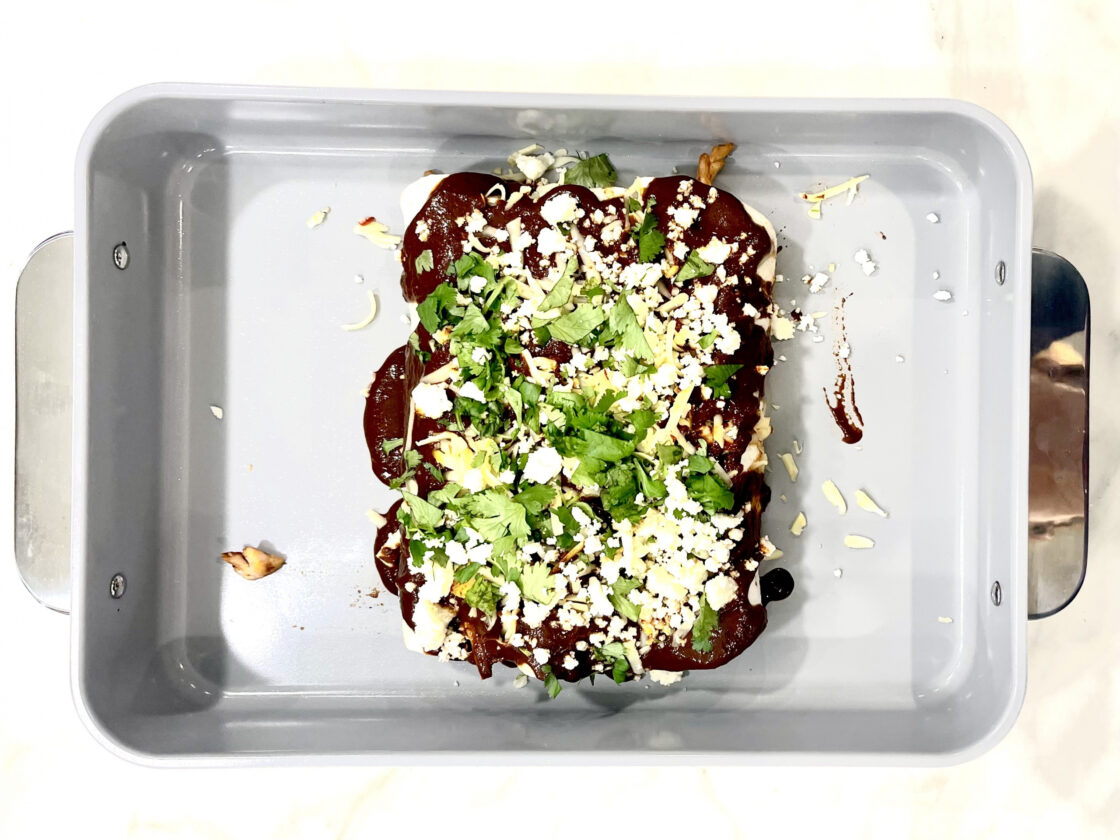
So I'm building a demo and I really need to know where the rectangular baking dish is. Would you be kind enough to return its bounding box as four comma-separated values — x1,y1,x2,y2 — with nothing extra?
17,85,1090,764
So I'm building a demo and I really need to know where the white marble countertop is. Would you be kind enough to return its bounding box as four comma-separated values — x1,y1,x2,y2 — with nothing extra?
2,1,1118,836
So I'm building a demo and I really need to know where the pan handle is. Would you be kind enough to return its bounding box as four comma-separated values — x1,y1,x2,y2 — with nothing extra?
1027,248,1090,619
14,232,72,614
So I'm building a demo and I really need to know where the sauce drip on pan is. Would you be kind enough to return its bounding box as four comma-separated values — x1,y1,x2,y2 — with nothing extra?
364,172,793,681
824,294,864,444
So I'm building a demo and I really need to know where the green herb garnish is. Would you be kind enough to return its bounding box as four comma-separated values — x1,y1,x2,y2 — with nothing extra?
562,153,617,188
676,250,715,283
548,303,607,344
703,363,743,399
543,665,562,699
691,596,719,653
414,249,434,273
381,437,404,454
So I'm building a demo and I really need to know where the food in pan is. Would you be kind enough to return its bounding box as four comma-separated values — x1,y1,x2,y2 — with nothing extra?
364,147,792,690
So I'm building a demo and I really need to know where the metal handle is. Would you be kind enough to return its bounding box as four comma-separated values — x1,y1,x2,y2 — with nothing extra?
1027,248,1090,619
14,232,73,614
9,238,1090,618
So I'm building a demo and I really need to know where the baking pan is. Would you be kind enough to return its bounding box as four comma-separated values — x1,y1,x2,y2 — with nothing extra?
13,85,1090,764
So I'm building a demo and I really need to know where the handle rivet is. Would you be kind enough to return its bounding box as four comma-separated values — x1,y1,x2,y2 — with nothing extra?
995,260,1006,286
112,242,130,271
991,580,1002,606
109,573,127,599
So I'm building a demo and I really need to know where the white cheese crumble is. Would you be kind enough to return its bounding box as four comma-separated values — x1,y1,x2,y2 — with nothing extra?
411,382,453,419
524,445,563,484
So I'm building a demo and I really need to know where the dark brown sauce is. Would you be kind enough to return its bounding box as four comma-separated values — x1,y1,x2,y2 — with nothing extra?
823,295,864,444
761,568,795,605
365,171,790,682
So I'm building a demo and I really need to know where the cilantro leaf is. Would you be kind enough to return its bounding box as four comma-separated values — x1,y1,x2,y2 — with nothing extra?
686,473,736,512
423,462,444,482
562,153,617,188
703,363,743,398
687,454,714,475
401,491,443,531
428,483,462,506
519,562,558,605
459,490,531,541
612,657,630,684
698,332,717,350
596,641,626,660
543,665,562,699
502,384,523,424
607,294,654,361
656,444,684,469
628,410,657,442
538,258,577,311
453,562,481,583
633,198,665,263
638,228,666,263
548,303,607,344
448,252,495,285
414,249,434,273
514,484,556,515
677,250,715,283
462,575,500,616
691,596,719,653
381,437,404,454
635,462,667,501
451,304,489,339
577,430,635,462
416,282,458,334
609,576,642,622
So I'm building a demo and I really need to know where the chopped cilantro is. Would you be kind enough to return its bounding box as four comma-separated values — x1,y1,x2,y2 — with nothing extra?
698,332,717,350
519,562,558,605
514,484,556,515
626,195,642,215
548,303,607,344
532,326,551,346
539,258,577,312
691,596,719,653
609,576,642,622
677,250,715,283
414,249,434,273
612,657,630,684
401,491,443,531
543,665,562,699
403,450,422,469
448,252,495,285
423,462,444,482
453,562,481,583
628,409,657,442
451,304,490,339
606,294,654,361
576,429,635,462
408,538,426,568
380,437,404,454
459,490,531,541
416,282,459,334
502,384,524,424
428,482,462,506
635,461,667,501
687,454,714,475
686,472,735,512
619,356,654,377
656,443,685,468
703,363,743,399
462,575,500,616
562,153,618,188
633,198,665,263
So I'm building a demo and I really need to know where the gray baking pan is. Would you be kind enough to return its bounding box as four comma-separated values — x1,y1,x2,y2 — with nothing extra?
13,86,1089,765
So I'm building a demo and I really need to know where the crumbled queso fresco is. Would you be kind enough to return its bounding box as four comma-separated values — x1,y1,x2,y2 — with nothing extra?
375,151,783,693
